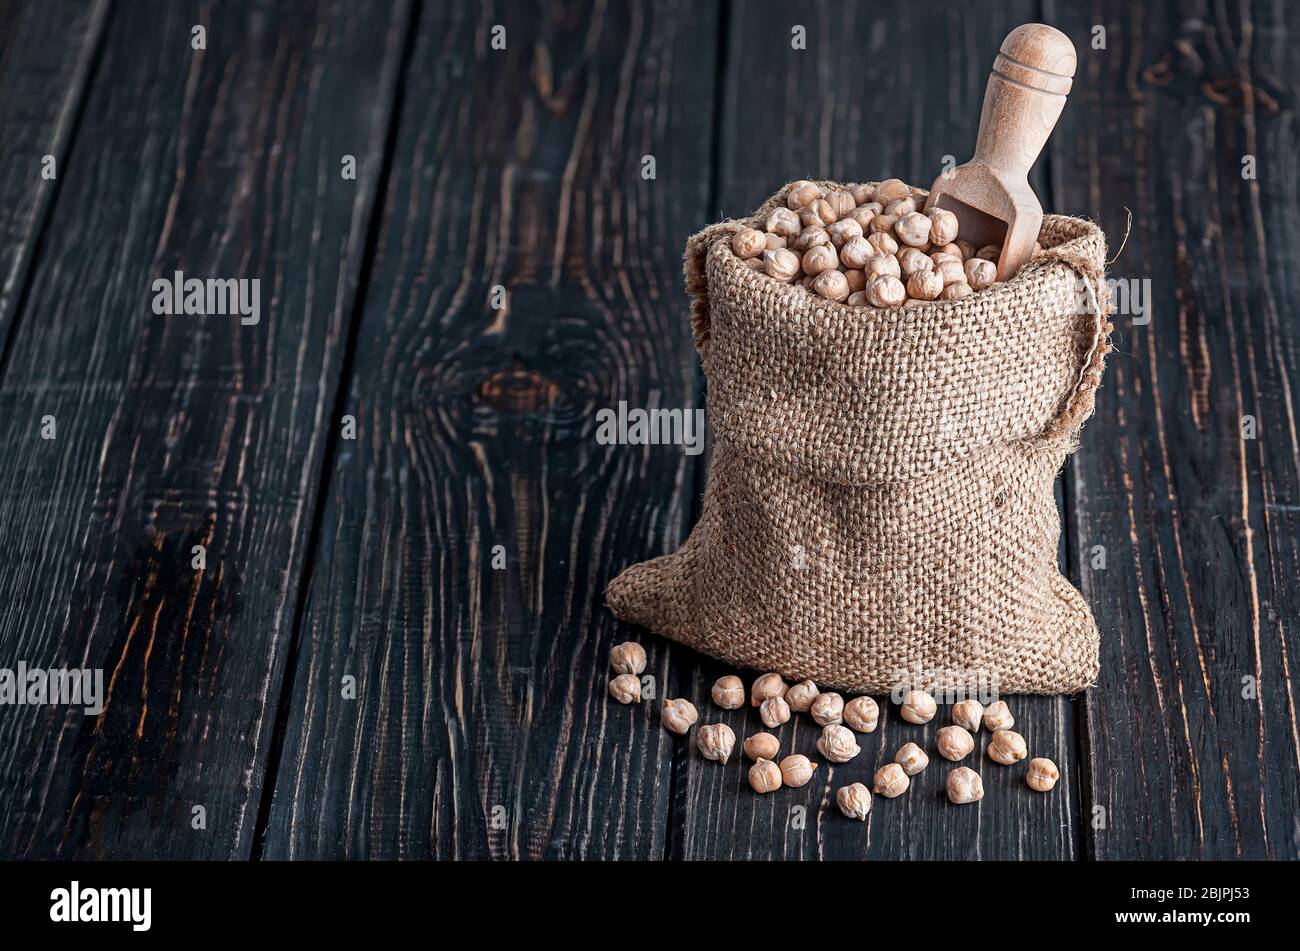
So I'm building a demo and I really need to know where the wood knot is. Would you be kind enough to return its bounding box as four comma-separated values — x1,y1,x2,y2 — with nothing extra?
478,369,560,414
1202,77,1280,113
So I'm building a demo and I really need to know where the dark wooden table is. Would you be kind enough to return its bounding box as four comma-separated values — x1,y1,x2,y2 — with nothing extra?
0,0,1295,861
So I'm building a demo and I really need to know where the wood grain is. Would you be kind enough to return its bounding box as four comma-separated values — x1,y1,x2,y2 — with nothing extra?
260,0,718,859
0,0,410,858
670,0,1084,862
1048,0,1300,859
0,0,109,348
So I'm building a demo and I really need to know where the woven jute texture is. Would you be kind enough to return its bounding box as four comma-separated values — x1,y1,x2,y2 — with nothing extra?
606,181,1112,695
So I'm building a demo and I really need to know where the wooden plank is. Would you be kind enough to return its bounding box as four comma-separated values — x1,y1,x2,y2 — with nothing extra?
1048,0,1300,859
0,0,109,348
672,0,1084,861
260,0,718,859
0,0,410,858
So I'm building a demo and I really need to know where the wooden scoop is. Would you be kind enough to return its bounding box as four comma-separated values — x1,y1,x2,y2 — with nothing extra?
924,23,1077,281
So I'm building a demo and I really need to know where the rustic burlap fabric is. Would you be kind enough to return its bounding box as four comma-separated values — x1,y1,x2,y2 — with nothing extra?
606,182,1112,695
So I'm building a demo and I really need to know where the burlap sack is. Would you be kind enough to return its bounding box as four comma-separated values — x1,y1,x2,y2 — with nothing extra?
606,181,1112,695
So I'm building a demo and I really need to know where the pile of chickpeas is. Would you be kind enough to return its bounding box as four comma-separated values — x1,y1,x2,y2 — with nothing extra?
608,642,1060,818
730,178,1036,308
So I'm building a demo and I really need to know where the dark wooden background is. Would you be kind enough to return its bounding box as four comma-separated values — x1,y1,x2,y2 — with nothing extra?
0,0,1295,860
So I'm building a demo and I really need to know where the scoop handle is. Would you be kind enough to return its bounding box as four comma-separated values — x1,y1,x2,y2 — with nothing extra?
971,24,1077,181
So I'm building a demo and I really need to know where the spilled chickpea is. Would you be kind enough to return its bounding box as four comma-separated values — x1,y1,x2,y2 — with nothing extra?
606,642,1063,813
